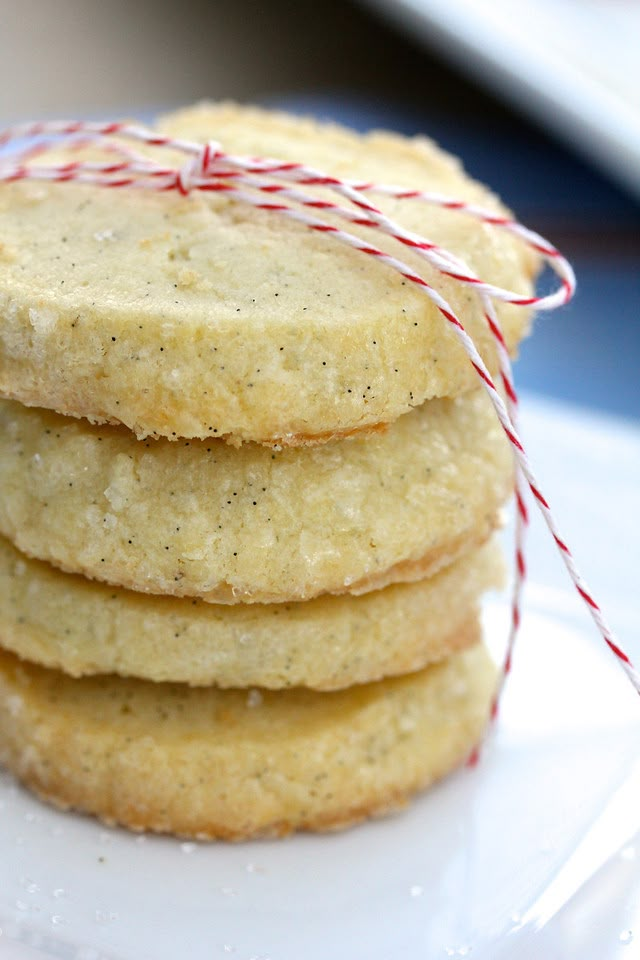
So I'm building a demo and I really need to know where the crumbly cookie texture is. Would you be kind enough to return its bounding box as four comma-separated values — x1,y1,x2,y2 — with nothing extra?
0,390,511,603
0,102,536,443
0,534,503,689
0,640,495,840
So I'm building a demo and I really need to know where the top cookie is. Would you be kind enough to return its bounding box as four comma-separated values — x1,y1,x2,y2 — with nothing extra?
0,102,536,443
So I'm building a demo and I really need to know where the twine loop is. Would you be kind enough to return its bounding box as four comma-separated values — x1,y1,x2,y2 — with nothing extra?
0,117,637,725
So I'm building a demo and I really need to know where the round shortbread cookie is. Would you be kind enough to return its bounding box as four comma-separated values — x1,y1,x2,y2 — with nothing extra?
0,534,503,688
0,640,495,839
0,390,511,603
0,102,536,443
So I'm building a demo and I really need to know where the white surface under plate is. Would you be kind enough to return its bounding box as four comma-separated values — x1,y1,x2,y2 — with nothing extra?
0,395,639,960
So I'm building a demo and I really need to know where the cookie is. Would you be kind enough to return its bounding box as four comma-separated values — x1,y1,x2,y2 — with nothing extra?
0,390,511,603
0,533,502,688
0,640,495,839
0,102,536,443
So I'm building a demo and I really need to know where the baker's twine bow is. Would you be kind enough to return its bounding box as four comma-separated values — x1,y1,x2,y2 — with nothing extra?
1,121,638,738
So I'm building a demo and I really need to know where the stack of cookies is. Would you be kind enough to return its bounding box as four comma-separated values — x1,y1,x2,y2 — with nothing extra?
0,104,536,839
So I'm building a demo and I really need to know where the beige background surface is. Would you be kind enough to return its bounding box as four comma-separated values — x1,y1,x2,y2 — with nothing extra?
0,0,506,121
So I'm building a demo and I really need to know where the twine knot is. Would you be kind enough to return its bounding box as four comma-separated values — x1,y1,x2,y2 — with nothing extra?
176,140,222,196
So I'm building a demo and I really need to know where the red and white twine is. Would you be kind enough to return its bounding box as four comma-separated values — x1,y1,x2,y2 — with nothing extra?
0,120,638,725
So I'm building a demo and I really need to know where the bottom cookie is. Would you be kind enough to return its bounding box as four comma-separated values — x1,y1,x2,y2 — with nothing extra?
0,639,496,840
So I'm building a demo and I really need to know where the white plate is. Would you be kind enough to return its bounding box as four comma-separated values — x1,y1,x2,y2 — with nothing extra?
360,0,640,199
1,395,639,960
